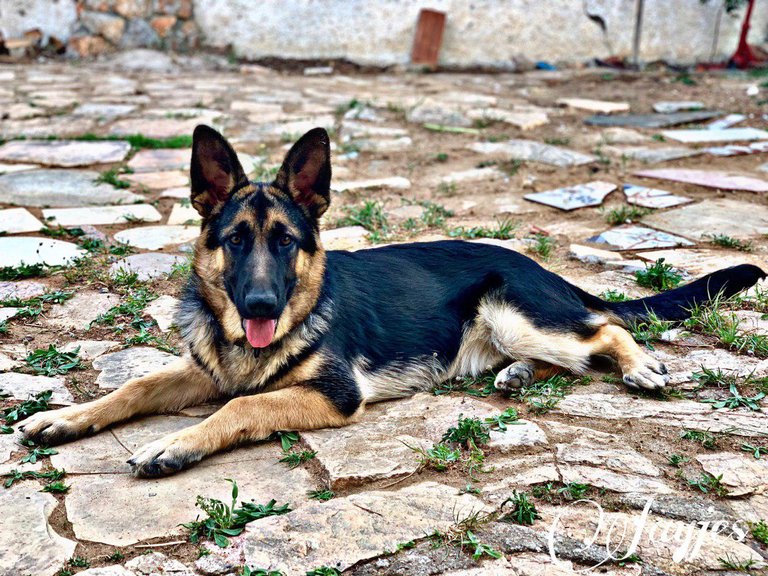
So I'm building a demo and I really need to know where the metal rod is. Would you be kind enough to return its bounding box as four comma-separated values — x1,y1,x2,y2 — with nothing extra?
632,0,645,69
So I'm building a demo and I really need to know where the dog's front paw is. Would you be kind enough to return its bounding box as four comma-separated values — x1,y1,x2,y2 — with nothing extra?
622,358,669,390
19,405,97,446
128,431,204,477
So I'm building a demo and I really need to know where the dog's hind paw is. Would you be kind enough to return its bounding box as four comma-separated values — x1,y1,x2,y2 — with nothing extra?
128,431,204,477
622,358,669,390
494,361,535,394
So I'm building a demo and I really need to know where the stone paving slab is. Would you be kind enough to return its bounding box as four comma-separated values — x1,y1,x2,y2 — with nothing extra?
93,347,179,389
0,207,43,234
42,204,162,226
468,139,596,167
109,253,187,281
124,170,188,189
557,98,629,114
588,225,694,250
604,145,701,164
636,248,763,276
0,162,39,174
642,198,768,239
166,203,201,225
0,236,85,268
114,224,200,250
127,148,191,173
0,280,47,301
144,295,179,332
46,291,121,330
662,127,768,143
634,167,768,193
0,168,142,207
696,452,768,497
0,483,77,576
584,110,720,128
0,372,73,405
0,139,131,167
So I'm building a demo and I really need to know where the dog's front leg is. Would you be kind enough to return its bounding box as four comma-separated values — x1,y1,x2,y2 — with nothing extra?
128,385,355,477
20,357,218,445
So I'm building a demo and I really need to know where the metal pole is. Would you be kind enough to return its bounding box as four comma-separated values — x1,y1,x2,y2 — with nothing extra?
632,0,645,69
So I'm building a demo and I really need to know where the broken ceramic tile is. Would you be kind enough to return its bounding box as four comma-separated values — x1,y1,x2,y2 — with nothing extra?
707,114,746,130
661,127,768,143
652,101,704,113
634,168,768,193
524,181,616,211
623,184,692,209
584,110,720,128
556,98,629,114
588,225,694,250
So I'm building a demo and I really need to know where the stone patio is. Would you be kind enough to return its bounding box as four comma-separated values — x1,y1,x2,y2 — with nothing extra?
0,53,767,576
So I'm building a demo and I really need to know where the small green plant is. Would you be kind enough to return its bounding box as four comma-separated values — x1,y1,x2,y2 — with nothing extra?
681,429,718,449
742,443,767,459
414,442,462,472
420,201,453,228
442,415,491,447
635,258,682,292
72,132,193,150
42,481,70,493
112,267,140,287
273,431,300,451
707,234,753,252
26,345,82,377
629,310,672,350
20,441,57,464
718,553,758,571
68,557,90,568
688,473,729,496
182,479,290,547
601,290,629,302
557,482,591,500
95,169,131,189
3,390,52,425
484,407,519,431
433,374,495,397
279,450,316,469
750,519,768,544
527,234,556,260
305,568,341,576
0,262,48,281
544,137,571,146
307,489,335,501
241,567,285,576
500,491,540,525
666,454,690,467
603,205,650,225
337,201,391,243
511,374,589,414
461,530,503,561
3,468,65,488
701,383,764,411
107,551,125,562
673,72,697,86
448,218,517,240
434,152,449,162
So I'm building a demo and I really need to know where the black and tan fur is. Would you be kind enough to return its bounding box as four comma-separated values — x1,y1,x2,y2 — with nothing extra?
20,126,766,477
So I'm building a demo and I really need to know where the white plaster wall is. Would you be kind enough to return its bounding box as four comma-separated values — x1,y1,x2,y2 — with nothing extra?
194,0,768,67
0,0,79,44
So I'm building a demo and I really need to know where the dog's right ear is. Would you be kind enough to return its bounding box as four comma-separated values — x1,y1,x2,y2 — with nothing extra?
190,125,248,218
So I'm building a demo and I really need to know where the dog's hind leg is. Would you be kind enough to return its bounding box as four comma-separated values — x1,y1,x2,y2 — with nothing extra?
20,357,218,445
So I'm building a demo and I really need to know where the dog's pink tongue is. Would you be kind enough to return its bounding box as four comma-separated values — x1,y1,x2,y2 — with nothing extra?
244,318,276,348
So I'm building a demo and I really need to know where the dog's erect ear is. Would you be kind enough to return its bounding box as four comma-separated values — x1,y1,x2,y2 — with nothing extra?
274,128,331,219
190,125,248,218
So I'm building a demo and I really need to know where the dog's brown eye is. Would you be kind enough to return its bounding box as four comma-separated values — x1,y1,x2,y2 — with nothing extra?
228,234,242,246
279,235,293,247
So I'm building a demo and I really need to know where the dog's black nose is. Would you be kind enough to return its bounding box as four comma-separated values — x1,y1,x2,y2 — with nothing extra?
244,291,278,317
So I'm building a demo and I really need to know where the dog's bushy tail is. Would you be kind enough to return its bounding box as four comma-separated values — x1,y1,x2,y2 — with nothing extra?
577,264,766,323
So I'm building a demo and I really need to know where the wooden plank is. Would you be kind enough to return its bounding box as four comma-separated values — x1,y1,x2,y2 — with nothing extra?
411,9,446,67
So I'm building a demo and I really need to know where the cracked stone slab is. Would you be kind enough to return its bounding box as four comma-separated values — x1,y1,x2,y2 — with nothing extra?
0,372,73,405
524,181,615,211
584,110,720,128
622,183,692,209
0,237,86,268
438,167,505,185
604,145,701,164
42,204,162,226
127,148,191,173
707,113,746,130
0,207,43,234
556,393,768,436
636,249,764,276
483,454,560,502
661,127,768,143
65,439,315,546
0,139,131,167
0,169,142,207
0,483,77,576
659,348,768,386
696,452,768,497
76,566,134,576
145,295,180,332
46,291,121,330
93,347,179,389
303,393,547,488
588,225,693,250
241,482,490,576
60,340,121,361
110,253,187,281
634,168,768,193
0,280,47,301
468,139,596,167
641,198,768,240
114,225,200,250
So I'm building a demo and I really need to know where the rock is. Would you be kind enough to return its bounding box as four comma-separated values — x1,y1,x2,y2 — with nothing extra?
0,483,77,576
46,291,121,330
108,49,176,72
696,453,768,497
120,17,160,48
127,148,190,173
167,203,202,225
195,554,238,575
151,15,177,37
483,454,560,500
604,146,701,164
0,140,131,167
93,347,179,389
439,167,505,185
72,103,136,118
68,35,110,57
635,249,763,277
125,552,192,574
652,101,704,113
60,340,121,361
42,204,163,226
241,482,490,575
731,493,768,523
588,225,693,250
585,110,720,128
642,199,768,239
334,177,411,192
76,567,134,576
406,100,470,127
342,121,407,138
145,295,180,332
0,372,73,405
113,225,199,250
110,253,187,281
0,237,85,268
568,244,623,265
0,162,39,174
468,140,596,167
320,226,369,250
0,349,21,371
0,281,47,301
556,393,768,436
524,181,616,211
124,170,188,189
619,493,735,524
303,393,546,488
622,183,692,209
662,127,768,143
467,108,549,130
634,168,768,193
387,204,424,221
160,186,190,199
557,98,630,114
354,137,413,152
0,208,43,234
79,11,126,44
0,169,142,207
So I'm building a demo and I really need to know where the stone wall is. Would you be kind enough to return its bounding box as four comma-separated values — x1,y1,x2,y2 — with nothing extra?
0,0,766,66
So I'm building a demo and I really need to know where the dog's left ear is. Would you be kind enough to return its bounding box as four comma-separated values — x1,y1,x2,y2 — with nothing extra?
190,125,248,218
274,127,331,219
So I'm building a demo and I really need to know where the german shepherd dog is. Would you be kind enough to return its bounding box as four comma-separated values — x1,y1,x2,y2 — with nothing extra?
20,125,765,477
